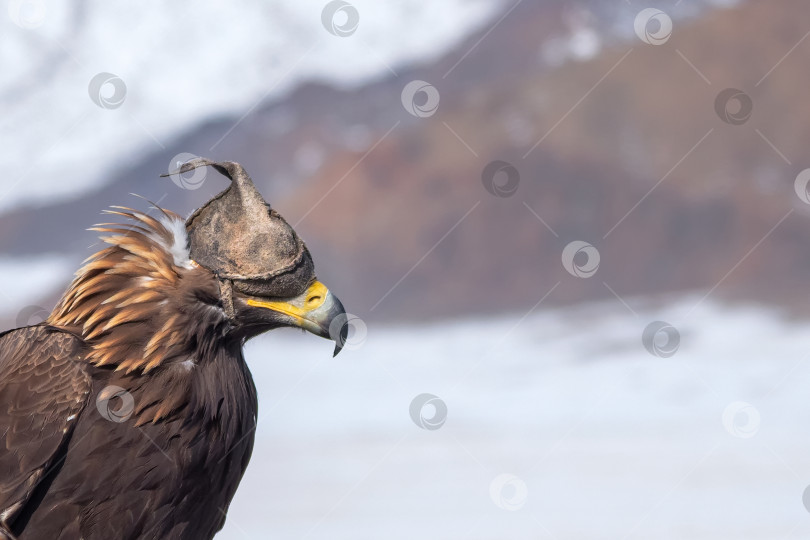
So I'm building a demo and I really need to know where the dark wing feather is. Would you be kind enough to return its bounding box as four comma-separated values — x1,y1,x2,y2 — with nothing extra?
0,326,90,532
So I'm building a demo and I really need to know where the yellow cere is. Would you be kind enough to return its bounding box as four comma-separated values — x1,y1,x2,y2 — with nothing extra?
246,281,328,319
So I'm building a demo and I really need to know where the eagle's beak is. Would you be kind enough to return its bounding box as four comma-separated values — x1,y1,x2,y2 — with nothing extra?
246,281,348,356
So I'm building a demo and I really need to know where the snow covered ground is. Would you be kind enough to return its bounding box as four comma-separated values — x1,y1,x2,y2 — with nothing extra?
219,296,810,539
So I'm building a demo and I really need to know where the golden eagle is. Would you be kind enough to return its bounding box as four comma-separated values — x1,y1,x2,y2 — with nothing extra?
0,159,347,539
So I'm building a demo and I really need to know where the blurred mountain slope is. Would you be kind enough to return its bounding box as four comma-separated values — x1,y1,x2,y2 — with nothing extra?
286,0,810,319
3,0,810,323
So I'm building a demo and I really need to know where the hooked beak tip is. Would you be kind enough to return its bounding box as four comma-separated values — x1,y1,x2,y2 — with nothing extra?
329,295,349,357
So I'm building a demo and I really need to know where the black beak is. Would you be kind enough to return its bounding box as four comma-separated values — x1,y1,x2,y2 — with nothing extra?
330,295,349,357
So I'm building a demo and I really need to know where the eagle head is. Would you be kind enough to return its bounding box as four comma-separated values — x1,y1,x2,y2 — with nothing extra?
48,158,347,385
176,158,348,355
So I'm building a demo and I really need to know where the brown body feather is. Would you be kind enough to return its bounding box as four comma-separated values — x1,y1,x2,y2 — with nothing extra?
0,208,258,539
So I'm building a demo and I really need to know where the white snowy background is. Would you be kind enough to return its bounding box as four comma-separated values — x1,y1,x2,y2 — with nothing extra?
3,1,810,539
232,297,810,539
